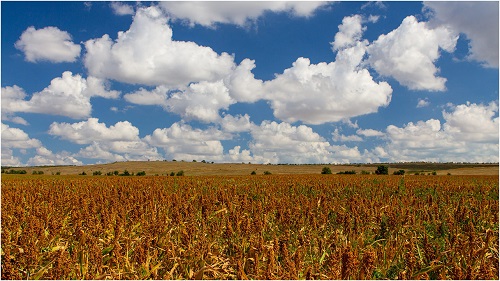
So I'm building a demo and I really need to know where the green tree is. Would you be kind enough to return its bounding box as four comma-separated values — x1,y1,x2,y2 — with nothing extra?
321,167,332,174
375,165,389,175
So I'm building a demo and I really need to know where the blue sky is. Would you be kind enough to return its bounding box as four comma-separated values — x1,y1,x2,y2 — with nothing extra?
1,1,499,166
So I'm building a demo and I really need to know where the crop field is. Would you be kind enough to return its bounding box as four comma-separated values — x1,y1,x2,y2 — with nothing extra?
1,174,498,279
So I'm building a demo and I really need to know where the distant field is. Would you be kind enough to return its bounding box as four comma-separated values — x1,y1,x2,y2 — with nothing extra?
2,161,498,176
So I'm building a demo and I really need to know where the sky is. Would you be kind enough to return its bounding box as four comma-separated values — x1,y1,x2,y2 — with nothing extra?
1,1,499,166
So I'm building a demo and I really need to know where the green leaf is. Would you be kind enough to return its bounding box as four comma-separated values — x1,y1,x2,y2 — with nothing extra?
411,264,444,278
102,246,113,256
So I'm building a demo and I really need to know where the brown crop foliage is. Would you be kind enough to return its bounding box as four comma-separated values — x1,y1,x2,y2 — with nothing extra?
1,174,498,279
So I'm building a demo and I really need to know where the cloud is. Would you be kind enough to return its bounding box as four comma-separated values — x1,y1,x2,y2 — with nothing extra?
110,2,134,16
1,85,29,124
84,2,92,11
384,101,498,162
332,128,363,142
417,98,430,108
248,121,333,164
15,26,81,63
356,128,385,137
78,141,161,162
442,101,498,143
224,146,254,163
76,142,126,162
1,72,119,119
159,1,329,27
89,10,396,126
224,59,264,103
1,123,81,166
84,6,235,87
331,15,365,51
1,123,42,150
165,80,235,123
48,118,140,144
263,43,392,125
125,81,236,123
145,122,231,161
220,114,254,133
424,1,499,68
367,16,458,91
2,123,112,165
48,118,161,162
27,147,82,166
124,86,169,106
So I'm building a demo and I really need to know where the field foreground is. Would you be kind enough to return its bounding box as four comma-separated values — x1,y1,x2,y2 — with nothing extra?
1,174,498,279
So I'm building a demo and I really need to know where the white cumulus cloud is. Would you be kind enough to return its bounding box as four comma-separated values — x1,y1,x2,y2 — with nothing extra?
356,128,385,137
110,2,134,16
417,98,430,108
384,101,499,162
442,101,498,143
1,72,119,119
145,122,231,161
165,80,235,123
124,86,169,106
425,1,499,68
263,43,392,125
159,1,329,27
332,15,365,51
2,123,42,150
224,59,264,103
332,128,363,142
48,118,140,144
15,26,81,63
367,16,458,91
48,118,161,162
27,147,82,166
84,6,235,87
1,123,82,166
248,121,333,164
220,114,255,133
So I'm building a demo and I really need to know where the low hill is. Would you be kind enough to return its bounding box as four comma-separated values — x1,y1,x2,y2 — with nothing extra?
2,161,498,176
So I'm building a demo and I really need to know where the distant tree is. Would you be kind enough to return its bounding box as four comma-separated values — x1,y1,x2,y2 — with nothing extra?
337,170,356,174
136,171,146,176
176,170,184,176
170,172,175,176
393,170,405,175
375,165,389,175
263,171,272,175
321,167,332,174
193,159,197,162
251,171,257,175
93,170,102,176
